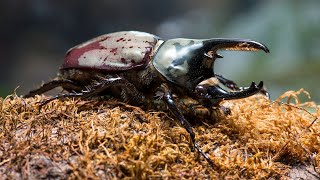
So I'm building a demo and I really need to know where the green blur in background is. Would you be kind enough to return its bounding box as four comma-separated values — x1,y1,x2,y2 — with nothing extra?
0,0,319,102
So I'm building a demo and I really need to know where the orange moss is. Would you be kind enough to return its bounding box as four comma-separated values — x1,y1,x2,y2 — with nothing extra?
0,89,319,179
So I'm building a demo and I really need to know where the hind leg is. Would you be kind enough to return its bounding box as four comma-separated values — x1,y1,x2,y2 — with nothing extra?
39,75,144,106
24,79,83,98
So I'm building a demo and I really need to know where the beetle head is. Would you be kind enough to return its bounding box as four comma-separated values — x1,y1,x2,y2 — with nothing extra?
153,38,269,91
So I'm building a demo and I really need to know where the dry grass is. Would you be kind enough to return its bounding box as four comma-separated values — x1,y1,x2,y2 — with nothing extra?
0,89,319,179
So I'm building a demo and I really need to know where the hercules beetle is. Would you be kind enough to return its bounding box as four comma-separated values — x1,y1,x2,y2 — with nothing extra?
24,31,269,166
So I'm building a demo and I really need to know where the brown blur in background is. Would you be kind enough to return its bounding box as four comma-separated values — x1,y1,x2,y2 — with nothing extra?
1,0,320,102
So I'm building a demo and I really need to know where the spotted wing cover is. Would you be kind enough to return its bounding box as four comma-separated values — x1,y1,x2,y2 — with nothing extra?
62,31,159,71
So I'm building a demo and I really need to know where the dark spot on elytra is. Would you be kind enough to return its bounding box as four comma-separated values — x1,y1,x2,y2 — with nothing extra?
110,48,118,53
116,38,124,42
131,60,136,64
121,58,126,63
129,46,133,48
99,36,110,41
128,39,131,41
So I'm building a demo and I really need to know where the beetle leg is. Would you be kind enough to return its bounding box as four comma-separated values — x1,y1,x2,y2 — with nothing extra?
208,81,264,104
159,83,215,167
39,76,144,106
215,74,239,90
38,92,83,107
85,76,145,103
24,79,83,98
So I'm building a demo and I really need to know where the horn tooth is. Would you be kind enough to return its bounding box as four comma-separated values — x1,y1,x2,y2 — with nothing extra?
215,54,223,58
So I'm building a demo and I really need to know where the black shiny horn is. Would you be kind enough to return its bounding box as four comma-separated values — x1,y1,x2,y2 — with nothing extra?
203,38,269,53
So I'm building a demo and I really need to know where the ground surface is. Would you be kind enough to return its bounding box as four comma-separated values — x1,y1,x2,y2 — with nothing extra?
0,89,319,179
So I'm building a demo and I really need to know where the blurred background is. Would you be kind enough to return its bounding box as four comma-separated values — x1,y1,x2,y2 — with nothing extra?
1,0,320,102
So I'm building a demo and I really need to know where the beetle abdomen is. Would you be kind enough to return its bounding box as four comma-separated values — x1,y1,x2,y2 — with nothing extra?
62,31,161,71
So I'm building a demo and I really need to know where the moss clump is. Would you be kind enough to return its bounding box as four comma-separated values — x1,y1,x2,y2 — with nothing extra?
0,89,319,179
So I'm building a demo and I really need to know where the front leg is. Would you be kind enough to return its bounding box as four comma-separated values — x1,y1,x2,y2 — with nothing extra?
215,74,239,90
177,97,230,122
158,83,215,167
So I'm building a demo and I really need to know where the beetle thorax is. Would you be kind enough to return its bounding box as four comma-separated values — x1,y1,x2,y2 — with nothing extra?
152,38,213,90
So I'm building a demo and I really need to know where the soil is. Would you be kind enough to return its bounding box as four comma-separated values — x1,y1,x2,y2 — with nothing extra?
0,89,319,179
